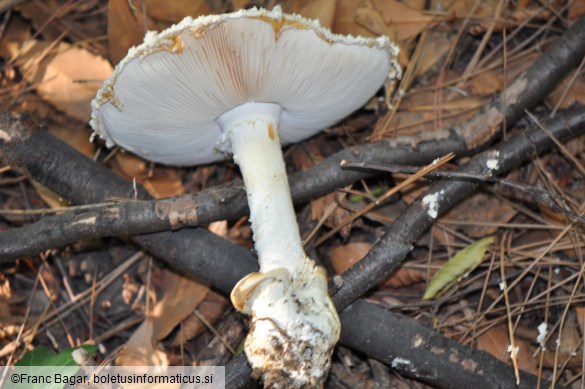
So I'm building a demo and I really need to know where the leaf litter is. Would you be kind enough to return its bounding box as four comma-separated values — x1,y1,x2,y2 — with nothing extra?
0,0,584,387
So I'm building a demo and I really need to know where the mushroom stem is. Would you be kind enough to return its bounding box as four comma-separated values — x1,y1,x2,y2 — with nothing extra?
221,103,304,275
218,102,340,387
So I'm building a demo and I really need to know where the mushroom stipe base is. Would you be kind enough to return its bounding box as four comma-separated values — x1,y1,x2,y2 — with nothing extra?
221,103,340,387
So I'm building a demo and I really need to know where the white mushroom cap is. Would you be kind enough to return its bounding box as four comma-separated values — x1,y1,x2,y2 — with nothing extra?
90,6,400,165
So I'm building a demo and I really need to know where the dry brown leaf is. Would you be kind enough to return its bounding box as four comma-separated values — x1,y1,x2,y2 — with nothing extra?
385,267,429,289
557,313,582,355
569,0,585,24
0,91,52,120
145,0,211,23
442,192,517,237
0,279,12,320
231,0,251,10
289,140,355,237
414,31,452,77
311,193,354,238
10,40,113,122
117,271,209,369
116,319,168,366
172,291,229,345
208,220,228,237
30,180,69,209
329,241,431,288
112,153,184,198
330,242,372,275
151,271,210,341
108,0,153,64
113,152,148,180
284,0,337,28
446,0,500,33
477,325,538,375
577,307,585,335
15,0,62,41
0,15,31,59
48,122,94,158
546,69,585,110
354,0,388,37
468,70,503,96
143,169,185,199
333,0,375,36
354,0,434,42
170,222,230,345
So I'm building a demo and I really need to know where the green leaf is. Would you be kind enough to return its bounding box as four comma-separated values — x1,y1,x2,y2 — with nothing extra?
16,345,97,366
7,345,97,389
423,237,495,300
348,187,385,203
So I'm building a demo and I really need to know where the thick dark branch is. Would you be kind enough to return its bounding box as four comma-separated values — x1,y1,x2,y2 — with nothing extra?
0,125,462,260
333,106,585,310
338,300,564,389
1,108,581,389
0,113,255,292
227,299,566,389
226,299,568,389
2,13,584,261
227,108,585,389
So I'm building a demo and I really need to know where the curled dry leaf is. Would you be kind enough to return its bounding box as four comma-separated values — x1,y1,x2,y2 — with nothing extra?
9,40,112,122
577,306,585,334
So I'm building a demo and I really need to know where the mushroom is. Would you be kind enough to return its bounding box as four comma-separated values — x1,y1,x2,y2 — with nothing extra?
91,6,400,388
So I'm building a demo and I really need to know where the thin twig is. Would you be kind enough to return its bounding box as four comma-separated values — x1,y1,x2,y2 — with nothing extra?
341,160,585,225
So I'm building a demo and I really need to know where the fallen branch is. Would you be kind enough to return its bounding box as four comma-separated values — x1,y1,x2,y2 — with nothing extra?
223,107,584,389
333,105,585,309
1,13,584,261
1,108,581,389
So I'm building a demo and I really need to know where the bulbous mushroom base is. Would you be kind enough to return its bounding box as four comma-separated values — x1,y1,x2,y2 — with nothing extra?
231,261,340,388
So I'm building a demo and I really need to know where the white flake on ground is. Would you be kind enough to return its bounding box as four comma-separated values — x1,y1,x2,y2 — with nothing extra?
486,150,500,170
537,323,548,349
422,190,444,219
507,344,519,358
